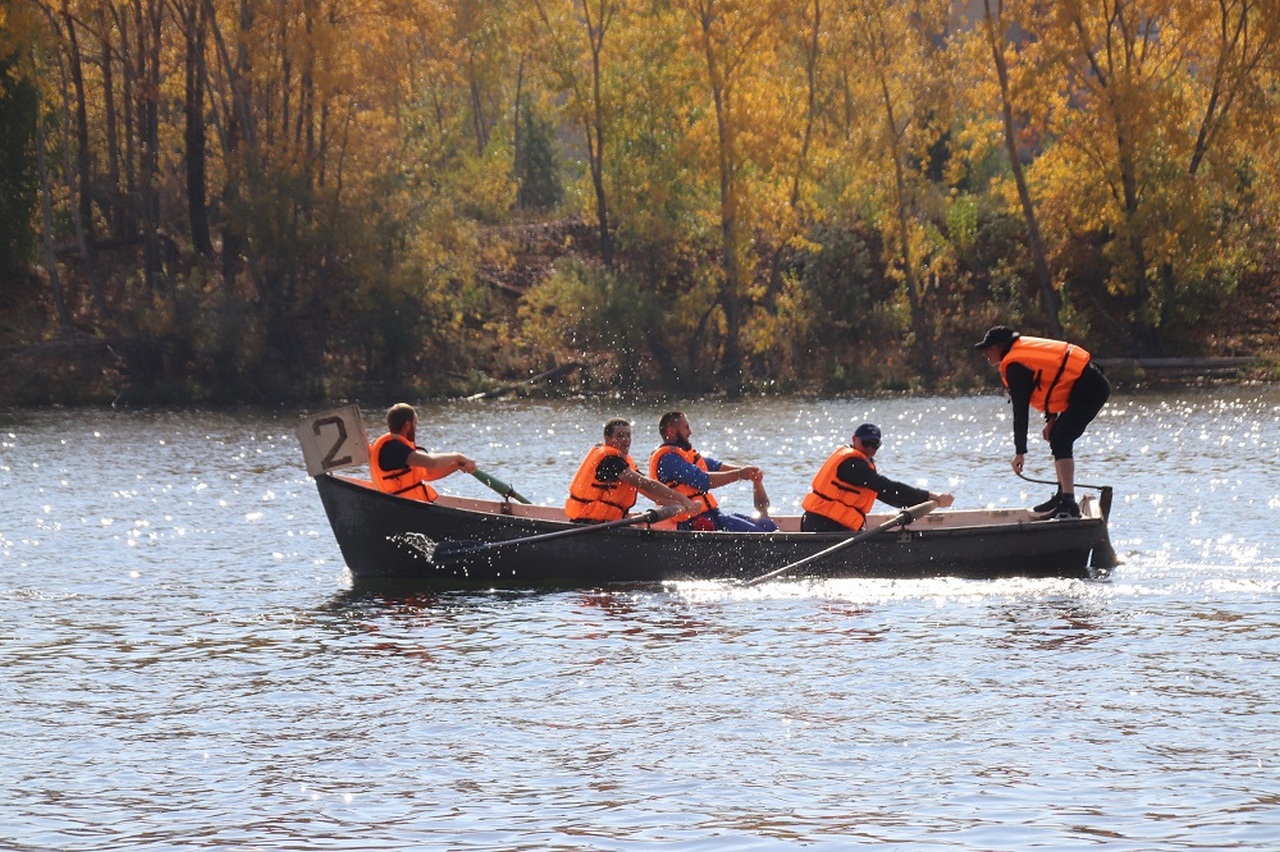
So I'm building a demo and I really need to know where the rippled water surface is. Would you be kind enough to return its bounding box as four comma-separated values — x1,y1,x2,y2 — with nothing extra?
3,389,1280,849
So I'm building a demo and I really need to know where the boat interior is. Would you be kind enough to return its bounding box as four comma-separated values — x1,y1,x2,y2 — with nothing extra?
332,473,1104,531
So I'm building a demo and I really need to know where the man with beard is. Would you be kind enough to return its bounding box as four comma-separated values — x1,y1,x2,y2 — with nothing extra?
648,411,778,532
565,418,699,522
369,402,478,501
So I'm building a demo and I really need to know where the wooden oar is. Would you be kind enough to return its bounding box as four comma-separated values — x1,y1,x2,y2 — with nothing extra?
742,500,938,587
471,469,531,504
434,504,682,565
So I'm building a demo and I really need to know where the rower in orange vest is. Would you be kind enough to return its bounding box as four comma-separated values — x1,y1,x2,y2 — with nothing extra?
369,402,477,501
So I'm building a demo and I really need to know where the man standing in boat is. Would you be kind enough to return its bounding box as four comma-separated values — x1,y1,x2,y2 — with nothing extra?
801,423,954,532
649,411,778,532
565,418,699,523
369,403,478,501
974,325,1111,519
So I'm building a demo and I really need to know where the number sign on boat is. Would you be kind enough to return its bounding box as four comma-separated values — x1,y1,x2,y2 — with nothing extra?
297,404,369,476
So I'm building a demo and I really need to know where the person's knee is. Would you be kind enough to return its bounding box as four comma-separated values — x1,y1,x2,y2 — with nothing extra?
721,512,776,533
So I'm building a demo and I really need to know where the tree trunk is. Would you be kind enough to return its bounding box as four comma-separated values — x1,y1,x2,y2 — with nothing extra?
63,8,94,245
879,70,934,383
182,0,213,256
982,0,1061,336
586,6,613,268
35,94,75,335
98,6,126,240
131,0,163,296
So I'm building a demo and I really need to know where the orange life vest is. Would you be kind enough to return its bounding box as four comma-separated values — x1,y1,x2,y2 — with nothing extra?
649,443,718,523
999,337,1091,416
369,432,439,502
565,444,640,522
801,446,877,531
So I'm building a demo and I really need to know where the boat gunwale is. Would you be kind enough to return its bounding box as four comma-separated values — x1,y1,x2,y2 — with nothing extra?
318,472,1107,539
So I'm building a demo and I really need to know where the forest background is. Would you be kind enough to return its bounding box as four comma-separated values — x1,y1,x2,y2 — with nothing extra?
2,0,1279,406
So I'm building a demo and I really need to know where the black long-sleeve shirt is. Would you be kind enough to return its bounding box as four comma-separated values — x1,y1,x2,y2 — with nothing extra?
836,454,930,510
1003,361,1039,455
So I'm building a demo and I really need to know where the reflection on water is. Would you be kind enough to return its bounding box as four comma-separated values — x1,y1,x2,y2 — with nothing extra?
981,598,1107,651
2,389,1280,848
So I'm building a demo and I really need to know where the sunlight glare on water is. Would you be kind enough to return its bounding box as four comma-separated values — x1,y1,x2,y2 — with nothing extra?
2,388,1280,849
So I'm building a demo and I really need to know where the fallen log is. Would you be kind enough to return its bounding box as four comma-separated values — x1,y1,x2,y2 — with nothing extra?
464,362,583,400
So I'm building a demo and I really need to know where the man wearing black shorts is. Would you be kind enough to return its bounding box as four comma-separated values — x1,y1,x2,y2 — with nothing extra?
975,326,1110,519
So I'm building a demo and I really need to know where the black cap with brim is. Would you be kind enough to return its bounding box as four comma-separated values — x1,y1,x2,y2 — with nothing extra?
853,423,881,442
973,325,1019,350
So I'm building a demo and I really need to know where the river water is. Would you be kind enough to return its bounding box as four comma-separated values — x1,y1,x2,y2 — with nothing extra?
3,389,1279,850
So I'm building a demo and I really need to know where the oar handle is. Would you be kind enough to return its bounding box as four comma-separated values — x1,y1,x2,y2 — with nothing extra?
900,500,938,523
471,469,532,504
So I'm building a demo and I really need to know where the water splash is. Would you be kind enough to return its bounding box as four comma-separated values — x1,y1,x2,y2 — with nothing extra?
387,531,438,561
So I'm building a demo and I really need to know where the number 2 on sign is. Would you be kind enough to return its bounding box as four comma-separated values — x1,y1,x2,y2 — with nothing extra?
296,404,369,476
313,415,353,470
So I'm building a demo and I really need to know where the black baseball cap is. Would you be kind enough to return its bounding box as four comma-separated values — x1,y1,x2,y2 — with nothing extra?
973,325,1020,350
853,423,881,442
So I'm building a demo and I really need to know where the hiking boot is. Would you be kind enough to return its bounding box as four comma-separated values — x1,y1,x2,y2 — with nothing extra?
1033,491,1061,513
1053,497,1081,519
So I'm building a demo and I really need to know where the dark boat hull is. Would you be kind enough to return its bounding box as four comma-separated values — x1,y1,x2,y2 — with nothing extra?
314,474,1118,587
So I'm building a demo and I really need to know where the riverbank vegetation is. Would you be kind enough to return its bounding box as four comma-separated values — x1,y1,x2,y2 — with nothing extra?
2,0,1279,405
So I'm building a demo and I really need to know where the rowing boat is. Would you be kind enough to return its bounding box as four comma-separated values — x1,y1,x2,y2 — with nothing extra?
300,405,1118,587
312,472,1117,586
